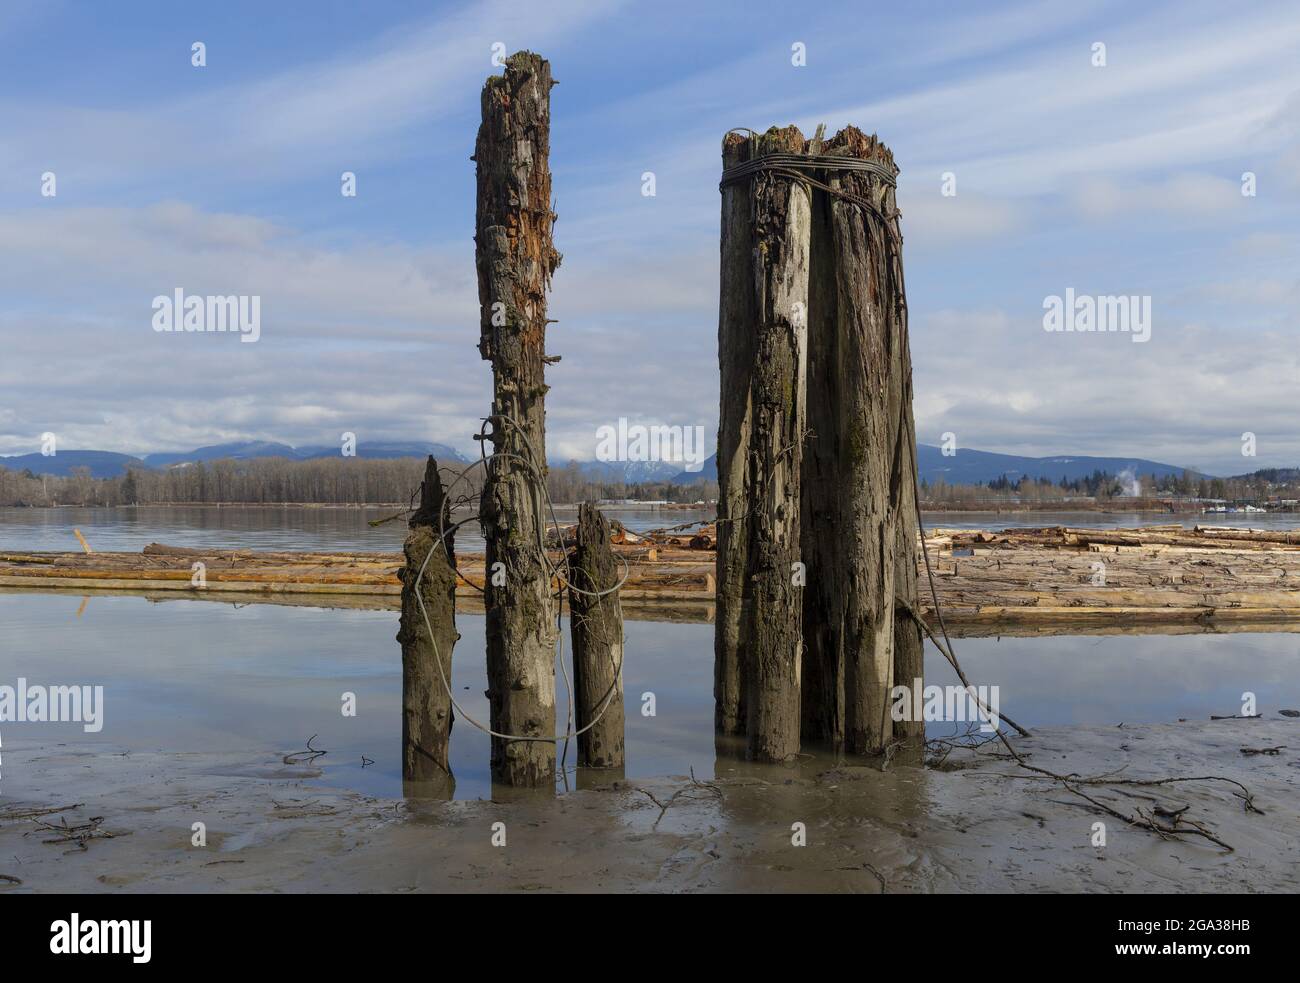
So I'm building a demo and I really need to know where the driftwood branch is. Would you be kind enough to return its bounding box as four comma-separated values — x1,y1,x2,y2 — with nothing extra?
283,734,328,765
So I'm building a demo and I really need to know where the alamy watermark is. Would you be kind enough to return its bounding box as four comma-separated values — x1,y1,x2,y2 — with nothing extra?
595,417,707,472
0,678,105,732
152,289,261,343
890,678,1001,733
50,914,151,963
1042,288,1150,343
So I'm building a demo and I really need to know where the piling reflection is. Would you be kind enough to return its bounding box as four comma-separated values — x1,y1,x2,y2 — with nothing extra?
576,764,626,790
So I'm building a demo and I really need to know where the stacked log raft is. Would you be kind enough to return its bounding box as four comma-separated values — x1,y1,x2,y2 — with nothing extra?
6,525,1300,631
0,541,713,602
922,525,1300,628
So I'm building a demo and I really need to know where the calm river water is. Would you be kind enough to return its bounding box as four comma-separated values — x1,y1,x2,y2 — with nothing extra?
2,505,1299,554
1,507,1297,802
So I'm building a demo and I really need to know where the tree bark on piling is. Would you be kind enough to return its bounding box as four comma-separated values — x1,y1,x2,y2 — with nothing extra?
718,126,811,762
397,457,458,789
475,51,561,787
800,128,919,755
568,502,625,770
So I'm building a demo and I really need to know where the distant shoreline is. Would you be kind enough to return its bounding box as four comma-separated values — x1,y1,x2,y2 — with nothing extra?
2,502,1295,515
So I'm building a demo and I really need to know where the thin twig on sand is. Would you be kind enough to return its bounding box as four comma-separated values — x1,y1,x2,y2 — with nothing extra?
0,804,84,823
635,767,723,829
283,734,328,765
29,814,123,853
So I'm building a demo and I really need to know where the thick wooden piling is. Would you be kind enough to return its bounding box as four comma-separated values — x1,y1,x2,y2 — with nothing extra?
719,124,919,757
568,502,625,770
718,126,811,762
396,457,458,788
475,51,561,787
801,128,918,754
714,133,756,737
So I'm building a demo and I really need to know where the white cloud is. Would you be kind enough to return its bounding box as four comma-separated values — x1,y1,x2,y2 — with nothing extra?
1070,173,1247,220
898,190,1025,246
913,307,1300,474
0,203,473,331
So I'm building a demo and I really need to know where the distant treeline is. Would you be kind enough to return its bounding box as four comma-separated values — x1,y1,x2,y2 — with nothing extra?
545,461,717,506
921,467,1299,507
6,457,1289,510
0,456,718,508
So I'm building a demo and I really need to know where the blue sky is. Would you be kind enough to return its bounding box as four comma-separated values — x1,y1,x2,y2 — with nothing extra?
0,0,1297,475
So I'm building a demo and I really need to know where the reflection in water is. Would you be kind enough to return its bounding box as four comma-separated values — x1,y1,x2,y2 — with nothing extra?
0,592,1296,803
575,765,626,790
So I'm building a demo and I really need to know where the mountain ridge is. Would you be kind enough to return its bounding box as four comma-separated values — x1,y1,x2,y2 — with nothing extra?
0,441,1256,485
669,446,1211,485
1,440,469,478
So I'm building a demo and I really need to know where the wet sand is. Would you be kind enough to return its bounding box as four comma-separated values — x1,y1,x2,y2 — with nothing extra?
1,716,1295,893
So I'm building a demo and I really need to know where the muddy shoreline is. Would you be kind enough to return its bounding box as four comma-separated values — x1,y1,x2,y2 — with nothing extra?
2,717,1295,893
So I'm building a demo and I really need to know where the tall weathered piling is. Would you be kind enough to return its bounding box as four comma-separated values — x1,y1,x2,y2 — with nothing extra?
714,134,756,738
718,127,811,762
800,128,919,754
475,51,561,787
397,456,458,789
717,124,920,758
568,502,625,770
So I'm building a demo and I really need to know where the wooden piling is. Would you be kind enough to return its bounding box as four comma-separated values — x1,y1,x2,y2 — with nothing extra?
801,128,918,754
475,51,561,787
718,126,811,762
568,502,626,769
718,124,919,756
396,457,458,788
714,133,756,737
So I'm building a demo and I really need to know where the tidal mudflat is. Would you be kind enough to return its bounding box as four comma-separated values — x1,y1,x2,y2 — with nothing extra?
1,591,1297,892
1,717,1296,893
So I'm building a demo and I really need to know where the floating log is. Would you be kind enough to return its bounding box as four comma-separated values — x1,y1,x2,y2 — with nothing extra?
945,525,1300,552
475,50,561,787
1194,526,1300,546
